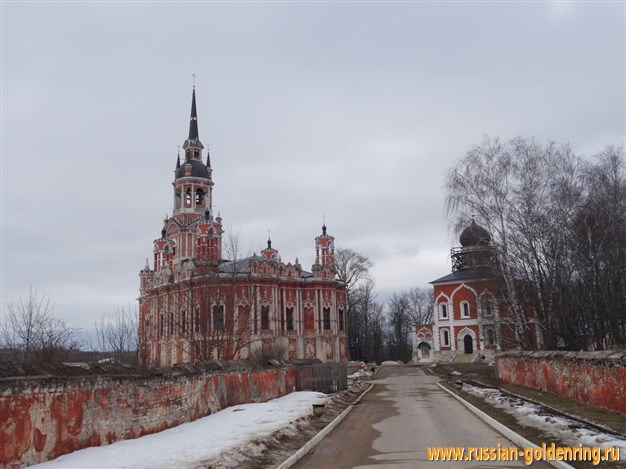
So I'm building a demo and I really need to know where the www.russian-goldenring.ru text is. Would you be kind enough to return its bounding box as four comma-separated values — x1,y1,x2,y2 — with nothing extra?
427,443,620,466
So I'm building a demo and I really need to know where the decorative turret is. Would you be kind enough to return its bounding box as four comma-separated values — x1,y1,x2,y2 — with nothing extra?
262,237,279,260
313,222,336,278
196,208,223,265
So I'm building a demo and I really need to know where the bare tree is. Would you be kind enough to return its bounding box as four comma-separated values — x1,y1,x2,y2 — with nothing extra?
404,287,434,326
94,306,138,364
1,286,84,364
386,292,414,362
158,229,256,363
335,248,374,360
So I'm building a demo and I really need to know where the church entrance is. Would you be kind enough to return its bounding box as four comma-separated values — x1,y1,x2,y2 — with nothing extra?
463,334,473,354
418,342,431,360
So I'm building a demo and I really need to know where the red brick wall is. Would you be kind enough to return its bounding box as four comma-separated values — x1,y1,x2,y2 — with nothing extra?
496,351,626,414
0,367,297,468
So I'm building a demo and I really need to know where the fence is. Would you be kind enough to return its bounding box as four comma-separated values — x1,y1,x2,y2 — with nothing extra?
295,363,347,393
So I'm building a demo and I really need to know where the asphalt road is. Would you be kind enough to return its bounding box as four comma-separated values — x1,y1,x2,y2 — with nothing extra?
294,365,551,468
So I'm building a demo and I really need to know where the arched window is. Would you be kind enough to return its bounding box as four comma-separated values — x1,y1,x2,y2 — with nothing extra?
461,301,470,318
442,329,450,346
487,328,495,345
440,303,448,319
195,188,205,205
286,307,294,331
323,307,331,330
213,305,225,330
185,188,191,205
261,305,270,330
338,309,344,331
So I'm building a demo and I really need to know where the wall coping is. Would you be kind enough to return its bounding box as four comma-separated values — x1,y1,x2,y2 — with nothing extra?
0,360,303,393
497,350,626,364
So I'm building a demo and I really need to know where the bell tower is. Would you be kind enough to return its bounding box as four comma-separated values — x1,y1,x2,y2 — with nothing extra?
312,222,336,279
172,85,214,223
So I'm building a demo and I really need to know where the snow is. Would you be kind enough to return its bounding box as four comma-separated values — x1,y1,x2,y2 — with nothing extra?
30,391,328,469
348,370,373,378
382,360,402,365
463,384,626,462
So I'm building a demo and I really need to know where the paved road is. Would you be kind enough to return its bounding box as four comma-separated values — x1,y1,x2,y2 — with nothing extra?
295,365,550,468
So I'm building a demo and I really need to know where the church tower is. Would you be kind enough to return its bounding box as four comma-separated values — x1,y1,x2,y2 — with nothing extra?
312,223,336,279
156,85,223,279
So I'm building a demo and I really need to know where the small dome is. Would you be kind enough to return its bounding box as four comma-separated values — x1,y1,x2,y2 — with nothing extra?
459,220,491,247
175,159,209,180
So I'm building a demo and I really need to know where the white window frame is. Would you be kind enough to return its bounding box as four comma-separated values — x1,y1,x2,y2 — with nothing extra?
439,303,448,319
441,329,450,347
461,301,470,318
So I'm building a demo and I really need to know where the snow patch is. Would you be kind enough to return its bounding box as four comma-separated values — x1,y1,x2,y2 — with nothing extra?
463,384,626,462
30,391,328,469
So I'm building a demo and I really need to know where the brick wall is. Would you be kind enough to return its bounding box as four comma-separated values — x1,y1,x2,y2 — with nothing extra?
496,350,626,414
0,363,297,468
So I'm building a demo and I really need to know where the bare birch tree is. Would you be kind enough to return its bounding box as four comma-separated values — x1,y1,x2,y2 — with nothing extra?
445,137,625,350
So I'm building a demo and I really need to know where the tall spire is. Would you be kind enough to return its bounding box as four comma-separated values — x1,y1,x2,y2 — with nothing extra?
189,88,199,141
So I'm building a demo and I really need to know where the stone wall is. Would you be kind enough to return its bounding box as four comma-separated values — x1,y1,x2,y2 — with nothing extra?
496,350,626,414
0,362,297,468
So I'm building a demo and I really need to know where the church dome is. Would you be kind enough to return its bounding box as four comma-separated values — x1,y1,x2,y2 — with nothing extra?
175,159,209,180
459,220,491,247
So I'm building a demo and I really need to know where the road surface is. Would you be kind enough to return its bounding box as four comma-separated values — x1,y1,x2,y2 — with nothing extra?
295,365,550,468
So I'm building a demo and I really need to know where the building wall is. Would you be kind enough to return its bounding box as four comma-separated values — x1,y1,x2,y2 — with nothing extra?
496,351,626,414
0,366,297,468
433,280,500,355
139,275,346,367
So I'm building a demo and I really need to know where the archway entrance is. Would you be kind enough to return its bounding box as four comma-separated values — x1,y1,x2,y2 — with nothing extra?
418,342,431,360
463,334,473,354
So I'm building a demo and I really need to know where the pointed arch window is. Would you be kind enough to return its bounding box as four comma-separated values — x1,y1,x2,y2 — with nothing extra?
213,305,225,330
323,307,331,330
261,305,270,330
185,188,192,206
442,329,450,347
439,303,448,319
461,301,470,318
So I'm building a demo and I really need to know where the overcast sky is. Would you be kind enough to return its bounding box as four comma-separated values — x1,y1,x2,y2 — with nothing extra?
1,1,624,338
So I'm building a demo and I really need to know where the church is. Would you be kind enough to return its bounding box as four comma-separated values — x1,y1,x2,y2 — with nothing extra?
413,219,543,363
138,87,347,367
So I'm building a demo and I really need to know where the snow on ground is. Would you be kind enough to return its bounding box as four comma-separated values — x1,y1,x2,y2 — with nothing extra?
31,391,328,469
463,384,626,462
348,370,373,379
381,360,402,365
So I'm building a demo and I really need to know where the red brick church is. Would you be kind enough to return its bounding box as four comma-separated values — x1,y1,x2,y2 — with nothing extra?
414,219,543,363
138,87,347,367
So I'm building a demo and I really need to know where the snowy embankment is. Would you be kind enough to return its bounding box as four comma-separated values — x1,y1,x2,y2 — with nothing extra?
463,384,626,462
31,391,328,469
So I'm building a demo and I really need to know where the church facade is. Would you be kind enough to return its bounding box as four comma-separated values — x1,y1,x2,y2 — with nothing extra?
413,220,542,363
138,88,347,367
